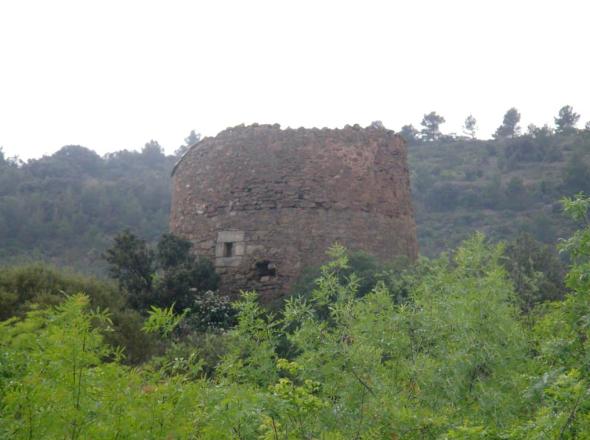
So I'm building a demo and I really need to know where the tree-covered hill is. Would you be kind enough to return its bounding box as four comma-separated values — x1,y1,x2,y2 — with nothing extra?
410,129,590,255
0,142,176,272
1,121,589,270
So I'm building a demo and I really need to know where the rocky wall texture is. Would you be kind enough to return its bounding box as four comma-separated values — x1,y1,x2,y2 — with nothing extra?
170,124,418,302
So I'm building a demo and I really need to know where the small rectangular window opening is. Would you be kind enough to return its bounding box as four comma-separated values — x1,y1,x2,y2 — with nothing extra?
223,242,234,257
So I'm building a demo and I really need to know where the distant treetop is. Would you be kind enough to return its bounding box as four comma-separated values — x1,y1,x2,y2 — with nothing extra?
494,107,521,139
420,111,446,142
555,105,581,133
463,115,477,139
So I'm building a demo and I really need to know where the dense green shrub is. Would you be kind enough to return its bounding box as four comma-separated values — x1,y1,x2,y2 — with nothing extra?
505,136,545,162
290,249,414,304
504,176,531,210
104,231,220,317
0,264,156,364
425,182,461,211
563,152,590,194
503,233,566,312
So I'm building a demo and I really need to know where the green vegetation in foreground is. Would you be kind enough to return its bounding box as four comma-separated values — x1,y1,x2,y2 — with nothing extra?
1,194,590,438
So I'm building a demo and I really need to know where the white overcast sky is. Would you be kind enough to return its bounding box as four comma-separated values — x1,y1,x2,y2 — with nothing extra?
0,0,588,159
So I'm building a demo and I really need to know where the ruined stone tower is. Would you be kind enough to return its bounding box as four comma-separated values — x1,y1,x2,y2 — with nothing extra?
170,124,418,301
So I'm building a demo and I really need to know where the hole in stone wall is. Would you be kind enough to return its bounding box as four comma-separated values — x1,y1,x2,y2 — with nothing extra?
256,260,276,280
223,242,234,257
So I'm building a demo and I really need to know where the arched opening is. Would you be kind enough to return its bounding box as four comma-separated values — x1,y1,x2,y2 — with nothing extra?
255,260,276,281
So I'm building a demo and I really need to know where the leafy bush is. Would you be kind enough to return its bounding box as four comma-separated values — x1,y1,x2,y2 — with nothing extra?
426,182,461,211
104,231,220,319
503,233,566,312
0,264,156,364
505,136,545,162
503,176,530,210
563,153,590,194
290,249,414,304
183,290,235,332
0,294,204,438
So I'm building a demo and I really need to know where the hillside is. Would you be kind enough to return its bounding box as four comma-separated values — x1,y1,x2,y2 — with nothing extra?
409,130,590,255
0,143,174,272
1,129,589,270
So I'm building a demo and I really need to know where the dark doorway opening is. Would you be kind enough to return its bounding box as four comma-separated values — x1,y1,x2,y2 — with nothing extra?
256,260,276,279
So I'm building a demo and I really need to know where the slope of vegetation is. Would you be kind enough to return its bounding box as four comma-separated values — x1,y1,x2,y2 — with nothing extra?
1,194,589,438
410,130,590,255
0,142,175,272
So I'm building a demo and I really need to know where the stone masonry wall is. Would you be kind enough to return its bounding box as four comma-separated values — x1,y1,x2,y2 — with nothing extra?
170,124,418,302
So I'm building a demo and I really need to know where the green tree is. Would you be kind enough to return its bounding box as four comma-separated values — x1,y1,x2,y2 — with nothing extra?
494,107,521,139
420,111,446,141
104,230,155,310
554,105,580,133
282,239,529,436
510,194,590,437
175,130,201,157
154,233,220,314
400,124,420,145
104,231,223,326
140,140,165,166
526,123,555,150
462,114,477,139
503,233,566,312
52,145,103,176
184,130,201,146
156,233,194,269
504,136,545,163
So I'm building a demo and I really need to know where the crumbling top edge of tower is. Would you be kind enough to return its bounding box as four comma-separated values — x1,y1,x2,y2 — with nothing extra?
171,122,402,176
